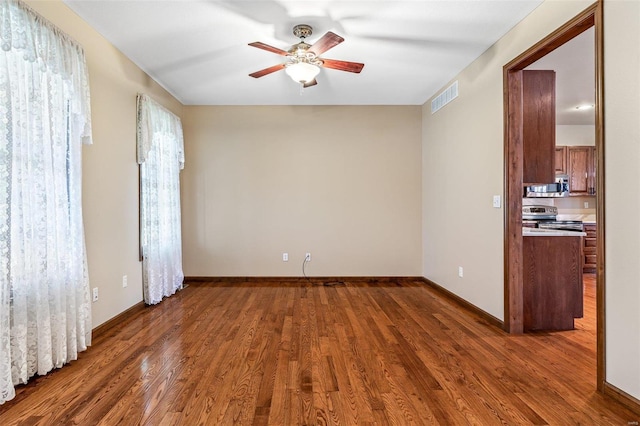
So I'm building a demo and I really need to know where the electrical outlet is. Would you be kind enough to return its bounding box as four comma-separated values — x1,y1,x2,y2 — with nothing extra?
458,267,464,278
305,253,311,262
122,275,128,288
92,287,99,302
584,201,589,209
283,253,289,262
492,195,501,208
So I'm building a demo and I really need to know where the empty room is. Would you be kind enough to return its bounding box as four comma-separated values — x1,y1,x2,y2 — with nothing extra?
1,0,639,424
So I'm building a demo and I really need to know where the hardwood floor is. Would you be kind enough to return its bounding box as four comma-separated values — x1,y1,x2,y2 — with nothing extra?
1,275,637,425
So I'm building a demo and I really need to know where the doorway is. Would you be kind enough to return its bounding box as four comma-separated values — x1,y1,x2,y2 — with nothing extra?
502,3,604,389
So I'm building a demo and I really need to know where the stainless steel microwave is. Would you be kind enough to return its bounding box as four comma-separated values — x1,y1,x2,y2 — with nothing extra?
524,174,569,198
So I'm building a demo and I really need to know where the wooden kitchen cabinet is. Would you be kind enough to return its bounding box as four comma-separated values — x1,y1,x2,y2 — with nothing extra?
583,223,597,273
523,70,556,184
555,146,567,174
523,235,583,331
567,146,596,196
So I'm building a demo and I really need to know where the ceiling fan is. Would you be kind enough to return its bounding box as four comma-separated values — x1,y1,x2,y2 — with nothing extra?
248,24,364,88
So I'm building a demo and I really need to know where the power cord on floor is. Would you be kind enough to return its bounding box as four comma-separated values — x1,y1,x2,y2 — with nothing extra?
302,256,345,287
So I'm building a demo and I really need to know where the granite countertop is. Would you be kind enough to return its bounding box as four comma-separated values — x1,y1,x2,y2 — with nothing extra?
523,227,587,237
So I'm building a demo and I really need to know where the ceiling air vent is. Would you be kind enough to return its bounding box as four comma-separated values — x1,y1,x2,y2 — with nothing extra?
431,81,458,114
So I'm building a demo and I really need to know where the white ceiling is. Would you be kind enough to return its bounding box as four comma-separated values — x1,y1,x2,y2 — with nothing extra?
63,0,546,106
526,27,595,125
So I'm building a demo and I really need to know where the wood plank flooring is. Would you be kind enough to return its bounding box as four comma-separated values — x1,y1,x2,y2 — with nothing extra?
1,275,638,425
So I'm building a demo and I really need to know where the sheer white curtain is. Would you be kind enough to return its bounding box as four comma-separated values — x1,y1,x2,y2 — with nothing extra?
137,94,184,305
0,0,93,404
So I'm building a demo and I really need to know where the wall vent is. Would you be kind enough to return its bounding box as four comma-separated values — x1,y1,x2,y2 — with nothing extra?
431,81,458,114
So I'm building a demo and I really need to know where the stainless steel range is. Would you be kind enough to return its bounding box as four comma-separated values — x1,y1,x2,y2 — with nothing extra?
522,205,584,231
523,205,558,220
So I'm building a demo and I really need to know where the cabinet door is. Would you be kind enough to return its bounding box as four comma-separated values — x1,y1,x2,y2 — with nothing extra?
555,146,567,174
568,146,591,195
583,223,597,273
522,70,556,184
523,235,583,331
589,147,597,195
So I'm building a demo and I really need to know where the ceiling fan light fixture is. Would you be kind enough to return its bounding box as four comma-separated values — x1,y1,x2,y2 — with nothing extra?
249,24,363,87
285,62,320,84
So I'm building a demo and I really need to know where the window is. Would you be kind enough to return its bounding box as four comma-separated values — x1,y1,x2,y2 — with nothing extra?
0,0,93,404
136,94,184,305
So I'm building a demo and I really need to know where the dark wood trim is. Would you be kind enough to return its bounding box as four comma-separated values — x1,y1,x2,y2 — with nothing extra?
503,7,595,71
420,278,504,330
92,301,146,339
594,0,606,394
604,383,640,416
504,69,524,334
185,276,425,284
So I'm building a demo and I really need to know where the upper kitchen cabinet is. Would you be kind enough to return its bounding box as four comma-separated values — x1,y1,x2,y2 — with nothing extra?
523,70,556,184
567,145,596,195
555,146,568,175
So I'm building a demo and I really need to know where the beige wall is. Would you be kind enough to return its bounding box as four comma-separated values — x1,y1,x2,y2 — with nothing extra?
556,124,596,146
25,0,183,327
553,195,596,214
422,0,593,319
181,106,422,277
604,0,640,400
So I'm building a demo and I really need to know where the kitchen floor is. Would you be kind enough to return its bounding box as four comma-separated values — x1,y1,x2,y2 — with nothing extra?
575,273,596,335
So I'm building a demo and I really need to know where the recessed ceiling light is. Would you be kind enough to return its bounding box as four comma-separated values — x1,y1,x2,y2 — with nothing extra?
575,104,595,110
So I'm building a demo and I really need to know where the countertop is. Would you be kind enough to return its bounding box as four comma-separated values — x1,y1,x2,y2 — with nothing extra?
523,228,587,237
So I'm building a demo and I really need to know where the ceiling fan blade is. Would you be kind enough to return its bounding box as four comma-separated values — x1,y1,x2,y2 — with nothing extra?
248,42,288,56
308,31,344,56
303,79,318,88
320,58,364,73
249,64,286,78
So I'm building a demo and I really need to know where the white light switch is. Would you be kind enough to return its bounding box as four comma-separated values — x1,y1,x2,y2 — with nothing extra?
492,195,501,208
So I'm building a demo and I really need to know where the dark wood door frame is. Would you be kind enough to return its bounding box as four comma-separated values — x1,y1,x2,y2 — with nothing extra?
503,2,605,390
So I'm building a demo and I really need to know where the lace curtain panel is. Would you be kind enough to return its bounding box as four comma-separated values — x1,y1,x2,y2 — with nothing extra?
137,94,184,305
0,0,93,404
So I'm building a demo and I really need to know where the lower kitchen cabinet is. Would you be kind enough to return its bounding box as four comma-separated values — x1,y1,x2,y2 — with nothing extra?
523,235,583,331
583,223,597,273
